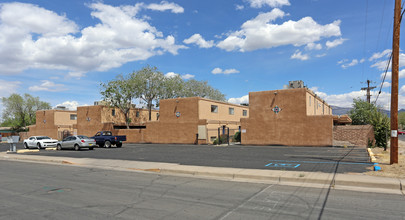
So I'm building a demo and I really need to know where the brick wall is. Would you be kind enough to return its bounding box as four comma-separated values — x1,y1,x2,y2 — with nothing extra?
333,125,375,147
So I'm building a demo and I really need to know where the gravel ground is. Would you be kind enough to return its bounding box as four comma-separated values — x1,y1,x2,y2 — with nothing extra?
366,140,405,178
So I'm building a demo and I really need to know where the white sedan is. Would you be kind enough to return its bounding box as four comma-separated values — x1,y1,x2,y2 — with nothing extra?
23,136,58,149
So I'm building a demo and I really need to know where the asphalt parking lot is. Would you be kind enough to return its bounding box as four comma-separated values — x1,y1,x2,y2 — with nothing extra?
0,142,373,174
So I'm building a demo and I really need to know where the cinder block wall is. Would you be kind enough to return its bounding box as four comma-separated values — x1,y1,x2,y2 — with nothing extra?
333,125,375,147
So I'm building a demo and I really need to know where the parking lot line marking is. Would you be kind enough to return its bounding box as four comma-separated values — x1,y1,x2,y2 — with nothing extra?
266,159,374,165
265,163,301,168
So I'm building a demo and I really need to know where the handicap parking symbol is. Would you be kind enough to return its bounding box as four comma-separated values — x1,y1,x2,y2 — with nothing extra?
265,163,300,168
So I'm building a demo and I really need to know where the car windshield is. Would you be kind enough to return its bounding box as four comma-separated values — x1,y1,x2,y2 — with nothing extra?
37,136,51,140
77,135,90,139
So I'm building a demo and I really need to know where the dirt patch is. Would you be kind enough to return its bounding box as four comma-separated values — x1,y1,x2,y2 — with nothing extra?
365,140,405,178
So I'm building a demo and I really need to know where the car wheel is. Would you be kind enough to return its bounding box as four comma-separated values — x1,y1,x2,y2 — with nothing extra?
74,144,80,151
56,144,62,151
24,143,29,149
104,141,111,148
37,143,42,150
116,143,122,148
89,147,94,150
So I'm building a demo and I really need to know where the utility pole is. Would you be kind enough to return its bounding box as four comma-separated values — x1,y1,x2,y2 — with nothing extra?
361,80,376,103
390,0,401,164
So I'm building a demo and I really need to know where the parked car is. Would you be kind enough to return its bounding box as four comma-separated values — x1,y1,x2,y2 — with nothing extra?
23,136,58,149
91,131,126,148
398,130,405,135
57,135,96,151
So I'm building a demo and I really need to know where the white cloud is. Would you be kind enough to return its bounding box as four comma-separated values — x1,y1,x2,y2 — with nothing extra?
228,95,249,105
369,49,391,61
341,59,359,68
211,68,240,75
54,101,82,110
183,34,214,48
217,8,341,52
235,5,245,10
400,85,405,94
305,42,322,50
291,50,309,60
181,74,194,79
325,38,346,49
0,2,186,77
145,1,184,13
28,80,67,92
382,82,391,88
0,80,21,98
371,52,405,71
245,0,290,8
380,68,405,81
165,72,195,79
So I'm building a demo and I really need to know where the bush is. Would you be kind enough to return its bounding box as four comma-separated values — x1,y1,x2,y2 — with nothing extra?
233,131,241,142
349,99,390,150
213,135,228,145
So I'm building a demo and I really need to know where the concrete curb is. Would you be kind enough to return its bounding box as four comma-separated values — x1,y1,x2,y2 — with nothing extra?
367,148,377,163
0,153,403,194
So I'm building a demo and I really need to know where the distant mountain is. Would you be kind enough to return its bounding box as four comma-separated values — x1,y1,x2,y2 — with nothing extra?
330,105,405,117
330,105,352,115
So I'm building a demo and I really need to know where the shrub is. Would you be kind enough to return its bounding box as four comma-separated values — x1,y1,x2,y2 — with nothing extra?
233,131,241,142
213,135,228,145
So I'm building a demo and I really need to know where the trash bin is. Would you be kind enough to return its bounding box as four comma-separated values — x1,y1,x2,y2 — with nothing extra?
7,136,19,153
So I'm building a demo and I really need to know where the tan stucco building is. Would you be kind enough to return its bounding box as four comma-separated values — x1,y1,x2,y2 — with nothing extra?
76,105,159,138
144,97,248,144
241,88,333,146
28,109,78,140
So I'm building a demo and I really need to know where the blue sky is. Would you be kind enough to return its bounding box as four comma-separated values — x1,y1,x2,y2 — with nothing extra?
0,0,403,112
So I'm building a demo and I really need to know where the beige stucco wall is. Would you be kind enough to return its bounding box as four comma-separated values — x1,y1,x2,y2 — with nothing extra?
198,99,248,122
101,107,158,125
54,111,77,126
242,88,333,146
306,91,332,116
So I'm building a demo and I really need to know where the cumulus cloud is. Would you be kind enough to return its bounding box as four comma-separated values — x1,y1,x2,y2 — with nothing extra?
54,101,87,110
28,80,67,92
291,50,309,60
217,8,341,52
369,49,391,61
0,80,21,98
165,72,195,79
181,74,194,79
0,2,186,77
228,95,249,105
325,38,346,49
371,52,405,71
341,59,359,68
382,82,391,88
235,5,245,10
380,69,405,81
245,0,290,8
145,1,184,13
305,42,322,50
183,34,214,48
211,68,240,75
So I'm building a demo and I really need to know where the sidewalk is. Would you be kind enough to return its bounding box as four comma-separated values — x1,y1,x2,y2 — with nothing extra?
1,151,404,195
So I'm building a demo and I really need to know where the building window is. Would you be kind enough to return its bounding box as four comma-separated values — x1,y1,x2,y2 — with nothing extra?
211,105,218,113
156,113,160,120
309,96,311,106
70,114,77,120
243,110,247,116
112,109,115,116
136,111,140,118
229,107,234,115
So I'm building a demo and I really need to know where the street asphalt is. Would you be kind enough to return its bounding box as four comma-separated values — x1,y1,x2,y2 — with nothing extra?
1,160,404,220
0,142,373,174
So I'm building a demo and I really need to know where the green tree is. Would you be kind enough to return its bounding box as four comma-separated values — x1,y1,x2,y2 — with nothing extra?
1,93,51,131
183,79,226,102
398,112,405,129
160,74,184,101
349,98,390,149
131,65,165,121
100,74,135,129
